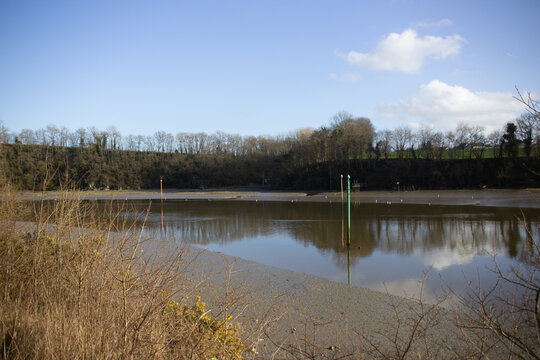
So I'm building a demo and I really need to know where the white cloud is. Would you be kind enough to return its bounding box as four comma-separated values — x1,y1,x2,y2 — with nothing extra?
379,80,527,133
346,29,464,72
368,278,442,303
421,248,474,271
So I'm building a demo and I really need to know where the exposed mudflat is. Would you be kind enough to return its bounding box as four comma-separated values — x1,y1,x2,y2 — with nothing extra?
19,188,540,209
186,245,461,358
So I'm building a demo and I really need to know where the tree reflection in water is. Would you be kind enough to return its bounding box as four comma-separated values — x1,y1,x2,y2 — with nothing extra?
117,200,540,299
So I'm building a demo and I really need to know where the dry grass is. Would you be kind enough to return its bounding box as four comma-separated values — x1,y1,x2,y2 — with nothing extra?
0,178,250,359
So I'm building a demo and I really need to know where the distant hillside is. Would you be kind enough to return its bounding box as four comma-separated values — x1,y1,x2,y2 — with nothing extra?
2,143,540,191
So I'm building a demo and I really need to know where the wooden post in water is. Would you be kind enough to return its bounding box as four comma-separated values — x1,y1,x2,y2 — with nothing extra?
347,174,351,247
340,174,343,202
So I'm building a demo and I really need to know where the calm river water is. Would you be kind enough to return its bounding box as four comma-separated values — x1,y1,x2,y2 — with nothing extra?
123,199,539,300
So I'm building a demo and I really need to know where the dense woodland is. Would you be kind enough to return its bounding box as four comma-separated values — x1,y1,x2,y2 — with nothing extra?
1,92,540,191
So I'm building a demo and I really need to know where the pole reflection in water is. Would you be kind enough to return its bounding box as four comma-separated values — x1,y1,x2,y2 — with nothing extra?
347,174,351,247
347,244,351,286
160,179,164,232
341,204,345,248
160,202,165,236
341,174,345,248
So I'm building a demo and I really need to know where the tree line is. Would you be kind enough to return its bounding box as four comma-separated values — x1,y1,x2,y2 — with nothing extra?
1,110,539,160
1,91,539,191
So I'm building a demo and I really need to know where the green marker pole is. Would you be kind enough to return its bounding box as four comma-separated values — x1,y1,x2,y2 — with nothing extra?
347,174,351,247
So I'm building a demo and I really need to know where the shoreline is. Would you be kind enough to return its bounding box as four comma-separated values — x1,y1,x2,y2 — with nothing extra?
16,188,540,208
187,245,458,357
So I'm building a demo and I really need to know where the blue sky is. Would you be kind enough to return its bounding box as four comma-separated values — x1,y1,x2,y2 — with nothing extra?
1,0,539,137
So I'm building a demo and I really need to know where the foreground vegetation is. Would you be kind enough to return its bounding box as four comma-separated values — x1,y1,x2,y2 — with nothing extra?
0,181,249,359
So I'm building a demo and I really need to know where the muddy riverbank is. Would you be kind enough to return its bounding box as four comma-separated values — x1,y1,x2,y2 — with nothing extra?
18,188,540,208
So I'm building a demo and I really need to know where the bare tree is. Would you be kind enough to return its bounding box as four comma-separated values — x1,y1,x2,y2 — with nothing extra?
242,136,257,156
88,126,108,150
152,131,175,153
392,127,414,159
58,126,69,147
213,131,228,154
431,130,446,159
75,128,88,148
153,131,169,152
453,123,471,158
227,134,242,156
195,132,208,154
136,135,145,151
107,126,122,150
46,124,60,146
67,130,79,147
486,129,503,147
452,123,486,159
330,111,354,128
35,128,48,145
176,132,206,154
144,135,155,152
444,130,456,157
416,126,445,159
18,129,36,145
416,126,433,149
164,132,175,153
175,132,187,153
515,88,540,158
88,126,100,146
514,87,540,122
124,134,137,151
376,130,393,159
516,113,537,158
469,125,486,159
0,121,9,144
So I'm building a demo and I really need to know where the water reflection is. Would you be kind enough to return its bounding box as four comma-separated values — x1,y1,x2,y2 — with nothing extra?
117,200,540,296
347,245,351,286
146,202,533,258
